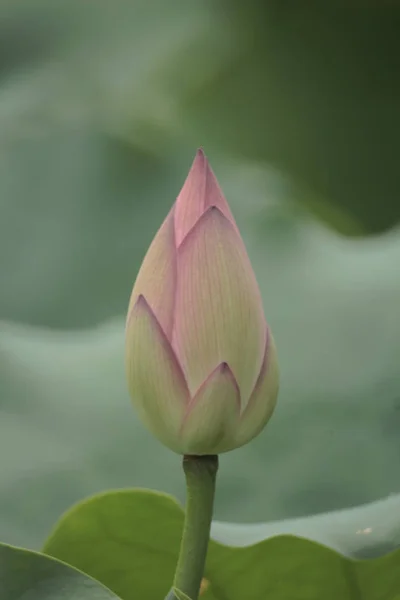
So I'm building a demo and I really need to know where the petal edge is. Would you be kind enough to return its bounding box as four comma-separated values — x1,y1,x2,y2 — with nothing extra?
173,206,266,406
127,208,177,340
126,295,189,452
235,329,279,448
180,362,240,455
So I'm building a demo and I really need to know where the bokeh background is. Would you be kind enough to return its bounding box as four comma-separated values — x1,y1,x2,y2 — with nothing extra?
1,0,400,557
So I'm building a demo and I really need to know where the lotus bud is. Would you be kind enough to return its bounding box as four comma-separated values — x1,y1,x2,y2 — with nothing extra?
125,150,279,455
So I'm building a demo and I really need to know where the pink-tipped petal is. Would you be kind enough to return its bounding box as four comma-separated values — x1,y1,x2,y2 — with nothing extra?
125,295,189,452
235,331,279,448
173,207,266,408
174,149,238,247
127,209,176,340
180,362,240,455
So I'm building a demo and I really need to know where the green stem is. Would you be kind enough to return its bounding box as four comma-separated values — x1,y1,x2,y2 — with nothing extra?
166,455,218,600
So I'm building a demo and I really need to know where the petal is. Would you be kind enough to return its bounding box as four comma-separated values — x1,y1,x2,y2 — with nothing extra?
235,330,279,448
127,208,176,340
125,295,189,452
180,362,240,455
174,149,238,247
173,206,266,408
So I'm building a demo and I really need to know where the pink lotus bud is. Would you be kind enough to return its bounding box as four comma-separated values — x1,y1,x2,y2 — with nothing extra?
125,150,279,455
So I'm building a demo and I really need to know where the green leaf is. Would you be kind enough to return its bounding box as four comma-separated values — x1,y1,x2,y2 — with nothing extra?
43,490,218,600
42,490,400,600
0,541,121,599
211,493,400,559
208,535,400,600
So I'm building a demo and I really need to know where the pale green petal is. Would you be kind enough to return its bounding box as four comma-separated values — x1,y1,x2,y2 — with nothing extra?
125,295,189,452
173,207,266,408
235,332,279,448
127,209,176,340
180,362,240,455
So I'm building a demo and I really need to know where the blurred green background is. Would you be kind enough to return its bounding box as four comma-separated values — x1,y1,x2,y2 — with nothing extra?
1,0,400,557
